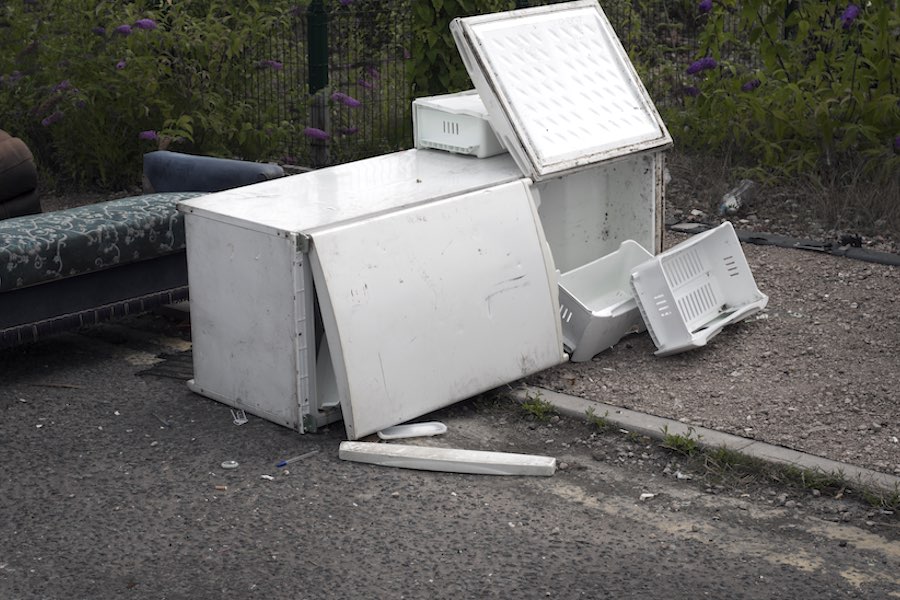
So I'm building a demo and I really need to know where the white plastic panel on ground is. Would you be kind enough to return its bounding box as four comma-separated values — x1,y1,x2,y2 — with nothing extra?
309,179,565,440
451,0,672,181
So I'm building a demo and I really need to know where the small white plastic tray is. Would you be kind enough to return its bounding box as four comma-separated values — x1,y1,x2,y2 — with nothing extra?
377,421,448,440
630,222,768,356
412,90,505,158
558,240,653,361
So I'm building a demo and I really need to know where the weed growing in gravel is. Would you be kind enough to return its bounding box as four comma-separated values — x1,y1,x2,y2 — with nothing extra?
776,465,847,492
585,407,610,430
520,393,556,422
860,487,900,512
674,444,899,512
661,426,702,456
702,446,770,481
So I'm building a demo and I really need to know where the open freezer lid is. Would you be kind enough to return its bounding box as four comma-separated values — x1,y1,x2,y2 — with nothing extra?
451,0,672,181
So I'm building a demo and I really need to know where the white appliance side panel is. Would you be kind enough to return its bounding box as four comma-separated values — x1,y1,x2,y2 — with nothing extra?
185,216,302,429
309,179,565,440
535,153,659,273
177,149,523,237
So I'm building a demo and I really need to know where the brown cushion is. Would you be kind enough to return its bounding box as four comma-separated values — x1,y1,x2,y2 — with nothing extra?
0,189,41,220
0,136,38,202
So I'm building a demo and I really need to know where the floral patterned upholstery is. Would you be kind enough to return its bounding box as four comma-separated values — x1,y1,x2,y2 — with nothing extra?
0,191,203,292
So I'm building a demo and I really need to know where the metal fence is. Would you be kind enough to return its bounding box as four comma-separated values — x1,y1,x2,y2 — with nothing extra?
238,0,413,168
245,0,728,168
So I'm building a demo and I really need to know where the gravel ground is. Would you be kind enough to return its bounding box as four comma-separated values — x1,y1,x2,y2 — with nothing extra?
529,154,900,477
527,237,900,476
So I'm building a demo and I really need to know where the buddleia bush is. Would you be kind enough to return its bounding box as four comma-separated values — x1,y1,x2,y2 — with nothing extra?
0,0,291,189
667,0,899,183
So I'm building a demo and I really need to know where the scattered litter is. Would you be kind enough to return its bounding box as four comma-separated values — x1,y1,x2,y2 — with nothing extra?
718,179,756,216
639,493,657,501
377,421,447,440
230,408,248,425
275,448,320,468
152,413,171,428
35,424,43,429
114,410,120,416
338,441,556,476
221,460,239,470
18,398,27,403
674,470,693,480
214,485,227,491
260,475,275,481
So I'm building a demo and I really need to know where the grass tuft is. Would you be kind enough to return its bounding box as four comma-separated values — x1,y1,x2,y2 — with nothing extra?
520,392,556,422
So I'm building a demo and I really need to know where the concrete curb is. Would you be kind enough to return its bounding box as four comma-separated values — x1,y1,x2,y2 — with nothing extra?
514,385,900,494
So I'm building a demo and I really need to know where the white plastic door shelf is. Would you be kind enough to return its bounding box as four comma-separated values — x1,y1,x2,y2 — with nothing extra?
309,179,565,439
558,239,653,361
451,0,672,181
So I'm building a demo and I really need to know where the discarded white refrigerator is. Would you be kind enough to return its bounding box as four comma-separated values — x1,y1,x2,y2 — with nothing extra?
178,0,671,438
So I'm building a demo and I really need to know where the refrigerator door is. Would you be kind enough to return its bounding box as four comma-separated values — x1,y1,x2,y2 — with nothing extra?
451,0,672,181
308,179,565,439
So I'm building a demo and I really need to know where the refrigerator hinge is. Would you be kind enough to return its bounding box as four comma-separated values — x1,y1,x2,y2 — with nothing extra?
295,233,311,253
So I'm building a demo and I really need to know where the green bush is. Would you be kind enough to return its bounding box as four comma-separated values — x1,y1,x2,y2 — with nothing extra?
410,0,515,97
666,0,900,182
0,0,292,189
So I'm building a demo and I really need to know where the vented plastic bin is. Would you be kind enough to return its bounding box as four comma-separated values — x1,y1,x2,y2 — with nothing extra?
558,240,653,362
630,222,768,356
413,90,505,158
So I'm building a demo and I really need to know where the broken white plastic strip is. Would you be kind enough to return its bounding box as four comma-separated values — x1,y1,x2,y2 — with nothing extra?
230,408,248,426
377,421,448,440
339,441,556,476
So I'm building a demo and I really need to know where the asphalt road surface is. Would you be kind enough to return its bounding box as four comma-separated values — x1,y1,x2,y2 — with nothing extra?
1,314,897,599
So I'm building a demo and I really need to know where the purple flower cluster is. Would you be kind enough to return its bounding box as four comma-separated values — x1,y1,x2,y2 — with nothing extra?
357,77,374,90
115,24,132,36
116,59,127,70
138,130,158,141
41,111,63,127
134,18,157,31
331,92,362,108
303,127,329,141
698,0,713,14
840,4,860,29
257,59,283,71
740,79,761,92
1,71,24,87
894,136,900,152
686,57,717,75
92,26,106,36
